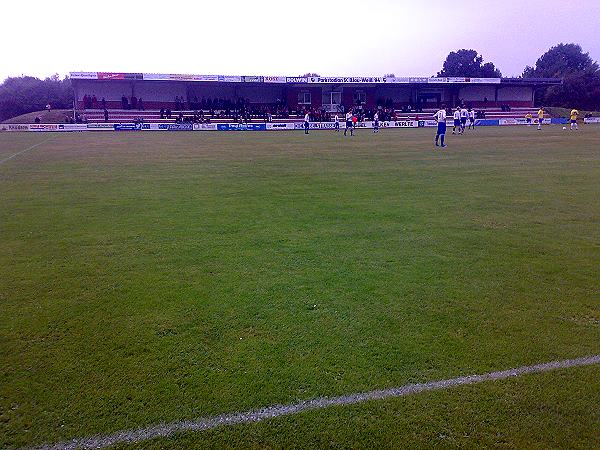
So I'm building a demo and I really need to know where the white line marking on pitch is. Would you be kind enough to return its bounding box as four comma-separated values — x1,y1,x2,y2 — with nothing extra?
0,137,53,165
29,355,600,450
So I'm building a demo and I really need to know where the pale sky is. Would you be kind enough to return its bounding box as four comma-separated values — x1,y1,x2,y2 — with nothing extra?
2,0,600,82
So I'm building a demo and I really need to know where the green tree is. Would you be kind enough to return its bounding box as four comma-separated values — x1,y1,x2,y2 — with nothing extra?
0,75,73,122
523,43,600,110
522,43,598,78
437,49,502,78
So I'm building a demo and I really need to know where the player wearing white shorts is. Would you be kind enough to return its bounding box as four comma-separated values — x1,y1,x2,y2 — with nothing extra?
452,108,461,134
373,112,379,133
537,107,544,130
334,114,340,132
460,107,468,133
434,105,447,148
468,109,475,129
344,110,353,136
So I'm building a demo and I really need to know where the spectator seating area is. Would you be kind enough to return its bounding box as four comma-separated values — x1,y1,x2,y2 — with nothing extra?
79,106,545,124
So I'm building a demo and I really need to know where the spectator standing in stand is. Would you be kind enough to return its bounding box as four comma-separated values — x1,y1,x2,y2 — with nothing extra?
138,98,144,111
104,109,109,122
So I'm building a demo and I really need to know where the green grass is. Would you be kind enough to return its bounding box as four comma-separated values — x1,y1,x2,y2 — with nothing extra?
1,126,599,449
1,109,72,124
546,106,600,118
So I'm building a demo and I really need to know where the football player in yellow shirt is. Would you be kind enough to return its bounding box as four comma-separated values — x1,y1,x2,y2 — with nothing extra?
570,109,579,130
537,107,544,130
525,113,532,126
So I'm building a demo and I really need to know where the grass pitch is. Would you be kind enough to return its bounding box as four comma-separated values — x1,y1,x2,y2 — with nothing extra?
1,126,599,448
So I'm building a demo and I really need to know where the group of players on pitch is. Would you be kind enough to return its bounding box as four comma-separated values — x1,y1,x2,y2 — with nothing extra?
434,105,581,148
303,104,582,148
432,105,476,148
303,110,379,136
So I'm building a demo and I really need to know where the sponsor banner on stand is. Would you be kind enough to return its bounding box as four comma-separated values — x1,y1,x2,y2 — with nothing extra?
474,119,500,126
29,124,59,131
499,118,523,126
266,123,296,130
498,118,555,126
419,120,439,127
385,77,411,83
69,72,98,80
306,76,387,84
293,122,351,130
57,124,88,131
97,72,126,80
584,117,600,124
384,120,418,128
286,77,309,84
2,124,29,132
114,123,143,131
409,77,430,83
217,123,266,131
497,118,557,126
124,73,144,80
470,78,501,84
171,74,219,82
264,76,286,83
87,123,115,130
142,73,170,81
142,73,220,82
427,77,501,84
242,76,264,83
158,123,193,131
218,75,242,83
71,72,505,84
193,123,219,131
550,118,569,124
292,121,417,130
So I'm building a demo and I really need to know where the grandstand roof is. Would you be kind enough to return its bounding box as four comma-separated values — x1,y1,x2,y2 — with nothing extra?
70,72,561,85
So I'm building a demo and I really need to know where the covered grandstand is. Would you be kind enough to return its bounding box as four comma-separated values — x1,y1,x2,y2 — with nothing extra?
70,72,561,124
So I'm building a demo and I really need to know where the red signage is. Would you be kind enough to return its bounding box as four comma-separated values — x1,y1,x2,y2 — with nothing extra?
97,72,125,80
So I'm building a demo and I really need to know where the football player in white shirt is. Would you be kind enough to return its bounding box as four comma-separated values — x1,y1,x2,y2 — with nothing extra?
434,105,447,148
373,112,379,133
452,107,461,134
460,107,469,133
344,110,354,136
304,111,310,134
334,114,340,132
468,108,476,130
